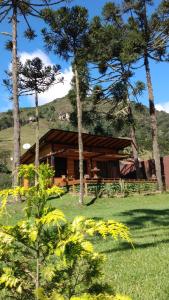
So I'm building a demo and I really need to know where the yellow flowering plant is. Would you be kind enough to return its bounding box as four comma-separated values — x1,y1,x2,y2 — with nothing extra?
36,289,132,300
0,164,132,300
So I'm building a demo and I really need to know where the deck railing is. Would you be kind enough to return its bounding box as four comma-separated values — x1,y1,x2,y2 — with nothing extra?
65,178,157,186
53,177,158,196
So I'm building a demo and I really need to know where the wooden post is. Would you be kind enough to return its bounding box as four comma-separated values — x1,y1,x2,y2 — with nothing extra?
72,183,76,194
85,181,88,196
51,155,55,186
87,159,91,178
51,155,55,168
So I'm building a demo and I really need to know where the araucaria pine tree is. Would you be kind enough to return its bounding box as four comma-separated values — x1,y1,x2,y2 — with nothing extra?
88,3,143,178
42,6,90,205
0,0,65,187
123,0,169,191
4,57,62,175
19,57,62,171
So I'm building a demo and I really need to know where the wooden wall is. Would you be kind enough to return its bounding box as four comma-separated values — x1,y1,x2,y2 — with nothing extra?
66,158,120,179
67,158,74,177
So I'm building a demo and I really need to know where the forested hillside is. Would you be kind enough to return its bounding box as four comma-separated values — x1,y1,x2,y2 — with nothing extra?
0,96,169,165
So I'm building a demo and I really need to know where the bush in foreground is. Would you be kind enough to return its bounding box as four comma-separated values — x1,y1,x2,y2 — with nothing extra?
0,164,132,299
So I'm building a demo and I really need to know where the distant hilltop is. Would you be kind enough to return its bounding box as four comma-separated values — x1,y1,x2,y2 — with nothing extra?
0,95,169,161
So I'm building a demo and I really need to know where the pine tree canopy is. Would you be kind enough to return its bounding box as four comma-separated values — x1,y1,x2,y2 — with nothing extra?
41,6,89,61
0,0,65,39
4,57,62,96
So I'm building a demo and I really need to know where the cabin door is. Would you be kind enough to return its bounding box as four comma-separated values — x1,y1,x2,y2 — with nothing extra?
54,157,67,177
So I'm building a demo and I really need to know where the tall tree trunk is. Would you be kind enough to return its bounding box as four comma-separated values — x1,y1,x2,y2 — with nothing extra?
142,1,163,191
35,91,39,185
127,99,141,179
144,53,163,191
12,5,20,187
35,91,39,169
74,64,84,205
36,244,40,299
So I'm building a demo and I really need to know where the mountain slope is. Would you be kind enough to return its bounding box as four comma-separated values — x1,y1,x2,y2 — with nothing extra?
0,96,169,165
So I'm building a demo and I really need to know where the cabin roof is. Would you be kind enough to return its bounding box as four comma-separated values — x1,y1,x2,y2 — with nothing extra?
21,129,131,163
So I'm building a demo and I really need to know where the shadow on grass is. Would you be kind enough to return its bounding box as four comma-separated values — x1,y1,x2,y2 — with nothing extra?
119,208,169,229
48,188,70,201
101,238,169,254
86,196,98,206
100,208,169,253
92,217,103,221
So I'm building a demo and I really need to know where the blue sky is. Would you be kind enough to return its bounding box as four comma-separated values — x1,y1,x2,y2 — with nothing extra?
0,0,168,112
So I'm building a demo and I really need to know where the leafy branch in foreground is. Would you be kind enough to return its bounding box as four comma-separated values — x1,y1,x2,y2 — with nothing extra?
0,164,132,299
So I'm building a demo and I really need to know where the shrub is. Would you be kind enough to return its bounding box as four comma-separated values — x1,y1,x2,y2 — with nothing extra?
36,290,132,299
0,173,12,189
0,163,10,174
0,164,132,299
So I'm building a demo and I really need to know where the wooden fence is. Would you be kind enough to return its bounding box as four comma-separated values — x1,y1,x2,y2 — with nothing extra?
55,178,158,196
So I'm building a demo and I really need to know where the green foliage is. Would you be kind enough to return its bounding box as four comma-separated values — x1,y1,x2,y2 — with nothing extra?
0,164,10,174
42,6,89,61
42,5,90,140
4,57,62,101
36,289,132,300
0,1,65,42
123,0,169,62
0,114,13,130
0,150,12,189
1,96,169,161
0,164,132,299
1,192,169,300
0,173,12,189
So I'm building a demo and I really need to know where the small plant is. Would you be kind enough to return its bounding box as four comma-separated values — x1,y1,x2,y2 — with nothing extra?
0,164,132,299
0,173,12,189
36,290,132,300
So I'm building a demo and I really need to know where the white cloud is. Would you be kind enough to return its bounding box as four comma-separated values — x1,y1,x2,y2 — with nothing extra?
33,67,73,106
155,104,164,111
155,102,169,113
19,49,52,66
19,50,73,106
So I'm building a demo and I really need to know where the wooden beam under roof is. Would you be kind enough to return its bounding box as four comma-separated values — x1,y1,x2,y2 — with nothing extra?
39,148,129,161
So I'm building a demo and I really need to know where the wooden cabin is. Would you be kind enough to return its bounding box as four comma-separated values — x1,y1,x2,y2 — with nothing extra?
21,129,132,186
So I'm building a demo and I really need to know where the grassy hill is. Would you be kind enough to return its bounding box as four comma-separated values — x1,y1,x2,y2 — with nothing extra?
0,96,169,165
0,97,73,153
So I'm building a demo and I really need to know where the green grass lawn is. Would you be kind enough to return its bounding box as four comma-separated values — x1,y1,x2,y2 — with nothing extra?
3,193,169,300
